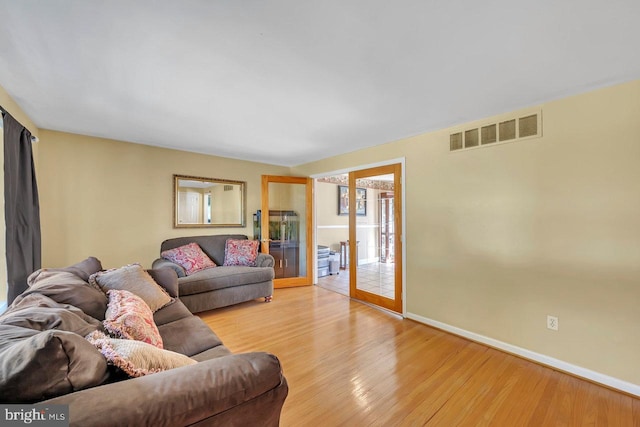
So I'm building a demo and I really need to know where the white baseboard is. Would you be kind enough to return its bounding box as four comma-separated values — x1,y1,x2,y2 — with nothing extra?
406,312,640,397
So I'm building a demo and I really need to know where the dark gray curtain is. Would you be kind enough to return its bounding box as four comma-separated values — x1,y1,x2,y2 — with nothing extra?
2,111,41,303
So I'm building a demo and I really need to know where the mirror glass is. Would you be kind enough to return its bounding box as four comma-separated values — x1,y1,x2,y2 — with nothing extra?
174,175,246,228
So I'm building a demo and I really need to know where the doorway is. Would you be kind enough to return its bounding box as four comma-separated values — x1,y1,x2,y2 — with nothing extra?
350,164,402,313
315,162,403,314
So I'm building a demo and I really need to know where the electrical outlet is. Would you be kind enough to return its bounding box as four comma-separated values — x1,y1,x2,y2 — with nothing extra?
547,315,559,331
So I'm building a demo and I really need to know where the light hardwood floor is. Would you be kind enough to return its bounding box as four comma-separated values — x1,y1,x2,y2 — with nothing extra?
199,286,640,426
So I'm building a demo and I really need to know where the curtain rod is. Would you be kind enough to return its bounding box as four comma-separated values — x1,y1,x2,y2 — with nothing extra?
0,106,40,143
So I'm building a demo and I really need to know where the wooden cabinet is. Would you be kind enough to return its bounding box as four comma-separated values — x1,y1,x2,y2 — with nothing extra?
254,209,301,279
270,242,299,279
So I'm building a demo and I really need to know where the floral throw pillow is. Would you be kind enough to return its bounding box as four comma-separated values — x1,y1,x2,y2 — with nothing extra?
86,331,196,378
103,290,163,349
223,239,259,267
161,242,216,276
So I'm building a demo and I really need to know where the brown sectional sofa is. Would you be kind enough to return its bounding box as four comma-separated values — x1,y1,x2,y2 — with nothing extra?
152,234,275,313
0,257,288,426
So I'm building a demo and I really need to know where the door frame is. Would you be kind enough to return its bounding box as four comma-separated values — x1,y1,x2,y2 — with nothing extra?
261,175,314,288
311,157,406,316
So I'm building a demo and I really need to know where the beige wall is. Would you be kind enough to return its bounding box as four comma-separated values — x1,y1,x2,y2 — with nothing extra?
37,130,288,268
316,181,349,253
211,184,242,224
316,182,379,263
356,188,381,263
294,80,640,385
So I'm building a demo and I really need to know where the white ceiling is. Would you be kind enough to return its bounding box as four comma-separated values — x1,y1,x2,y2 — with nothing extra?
1,1,639,167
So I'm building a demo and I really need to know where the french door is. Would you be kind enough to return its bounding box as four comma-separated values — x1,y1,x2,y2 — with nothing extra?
349,163,402,313
261,175,313,288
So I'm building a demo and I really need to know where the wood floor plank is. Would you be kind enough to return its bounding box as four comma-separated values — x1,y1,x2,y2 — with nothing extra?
633,397,640,423
427,349,526,426
488,360,553,426
199,286,639,426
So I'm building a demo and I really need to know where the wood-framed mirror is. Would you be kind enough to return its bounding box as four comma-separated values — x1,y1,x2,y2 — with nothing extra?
174,174,246,228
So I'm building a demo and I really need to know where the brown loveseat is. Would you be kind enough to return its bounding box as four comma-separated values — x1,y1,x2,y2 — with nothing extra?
0,257,288,426
152,234,275,313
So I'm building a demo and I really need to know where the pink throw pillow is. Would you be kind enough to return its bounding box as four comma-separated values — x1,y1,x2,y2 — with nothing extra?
103,290,163,349
223,239,259,267
161,242,216,276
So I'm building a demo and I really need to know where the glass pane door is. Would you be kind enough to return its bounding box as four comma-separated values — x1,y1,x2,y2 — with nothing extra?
261,175,313,288
349,164,402,313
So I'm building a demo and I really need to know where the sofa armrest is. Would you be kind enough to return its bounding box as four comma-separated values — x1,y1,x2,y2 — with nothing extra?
42,352,288,427
152,258,186,278
146,267,179,298
256,253,275,268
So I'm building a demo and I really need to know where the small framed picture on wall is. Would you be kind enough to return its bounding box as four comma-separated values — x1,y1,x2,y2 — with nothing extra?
338,186,366,216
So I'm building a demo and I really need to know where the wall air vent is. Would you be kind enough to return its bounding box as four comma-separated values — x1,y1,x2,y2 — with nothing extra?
465,129,479,148
519,114,538,138
499,119,516,141
481,124,497,145
450,133,463,151
224,185,233,191
450,111,542,152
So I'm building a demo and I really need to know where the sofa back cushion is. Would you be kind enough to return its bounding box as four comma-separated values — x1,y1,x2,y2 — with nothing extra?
60,256,103,281
26,256,104,283
160,234,248,266
90,264,172,313
21,269,108,321
0,325,109,403
0,293,102,337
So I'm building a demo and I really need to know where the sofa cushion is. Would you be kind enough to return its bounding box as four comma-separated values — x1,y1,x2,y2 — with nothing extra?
161,242,216,276
178,266,275,296
103,290,163,349
90,264,172,312
158,316,224,357
25,256,104,283
190,345,233,362
86,331,196,378
153,299,193,327
21,269,108,321
0,294,102,336
62,256,103,281
0,325,109,403
223,239,259,267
